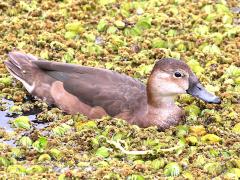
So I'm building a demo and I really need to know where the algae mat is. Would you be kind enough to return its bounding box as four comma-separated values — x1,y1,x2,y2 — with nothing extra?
0,0,240,179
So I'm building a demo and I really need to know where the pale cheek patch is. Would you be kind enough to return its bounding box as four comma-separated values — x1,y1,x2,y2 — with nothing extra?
151,71,187,95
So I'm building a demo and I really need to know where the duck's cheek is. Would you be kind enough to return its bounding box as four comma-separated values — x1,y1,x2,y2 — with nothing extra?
156,82,187,95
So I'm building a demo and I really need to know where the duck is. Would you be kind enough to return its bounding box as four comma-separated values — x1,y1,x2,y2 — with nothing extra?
4,51,220,129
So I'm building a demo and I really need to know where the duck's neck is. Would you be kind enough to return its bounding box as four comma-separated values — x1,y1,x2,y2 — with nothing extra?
148,95,175,108
146,80,176,108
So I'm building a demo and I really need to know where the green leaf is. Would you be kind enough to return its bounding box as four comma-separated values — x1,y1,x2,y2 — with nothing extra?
98,0,116,6
202,5,214,14
50,148,62,161
233,123,240,134
202,44,221,55
32,137,48,152
0,77,12,86
151,159,165,170
164,162,182,177
64,31,77,40
203,162,223,176
62,48,75,63
26,165,46,174
0,157,10,167
127,174,145,180
136,16,152,30
201,134,222,144
215,4,230,14
38,154,51,162
13,116,31,130
7,165,26,175
184,104,200,116
107,26,118,34
97,19,108,32
19,136,32,147
65,22,83,33
52,123,71,136
95,146,110,158
114,20,125,29
187,59,204,75
152,38,168,48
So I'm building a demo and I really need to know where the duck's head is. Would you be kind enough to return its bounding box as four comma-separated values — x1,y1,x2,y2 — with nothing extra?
147,58,221,104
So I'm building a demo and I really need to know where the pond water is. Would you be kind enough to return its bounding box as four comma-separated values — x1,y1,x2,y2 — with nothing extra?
0,98,49,146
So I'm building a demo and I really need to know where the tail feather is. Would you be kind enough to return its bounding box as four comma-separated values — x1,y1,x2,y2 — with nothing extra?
4,51,38,93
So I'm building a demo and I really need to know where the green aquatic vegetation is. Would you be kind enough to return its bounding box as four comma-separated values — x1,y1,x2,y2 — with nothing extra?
203,162,223,176
193,25,209,37
152,38,168,48
189,125,206,136
186,136,198,146
0,157,10,167
97,19,108,32
229,168,240,178
136,16,152,30
164,162,182,177
38,154,51,162
64,22,84,40
7,165,27,175
32,137,48,153
95,146,110,158
13,116,31,130
75,120,97,131
176,125,189,138
64,31,77,40
0,77,12,86
19,136,32,147
114,20,125,29
65,22,84,33
52,123,71,136
127,174,145,180
11,148,24,159
202,4,214,14
202,44,221,55
9,105,22,114
186,59,204,75
26,165,46,174
201,134,222,144
151,159,165,170
98,0,116,6
184,104,200,117
50,148,62,161
232,123,240,134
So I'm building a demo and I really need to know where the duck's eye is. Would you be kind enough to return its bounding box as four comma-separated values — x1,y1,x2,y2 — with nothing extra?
174,71,183,78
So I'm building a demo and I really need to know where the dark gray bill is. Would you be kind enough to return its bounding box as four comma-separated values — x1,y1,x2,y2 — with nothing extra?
186,83,221,104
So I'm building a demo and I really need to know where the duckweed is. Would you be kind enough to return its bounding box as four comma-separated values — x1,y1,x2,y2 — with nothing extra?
38,154,51,162
13,116,31,130
203,162,223,176
95,146,110,158
164,162,182,177
201,134,222,144
0,0,239,179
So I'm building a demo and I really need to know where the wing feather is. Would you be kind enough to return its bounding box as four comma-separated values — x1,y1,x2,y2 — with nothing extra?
32,60,147,116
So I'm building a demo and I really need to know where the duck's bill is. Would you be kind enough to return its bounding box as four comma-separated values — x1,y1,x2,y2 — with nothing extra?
186,83,221,104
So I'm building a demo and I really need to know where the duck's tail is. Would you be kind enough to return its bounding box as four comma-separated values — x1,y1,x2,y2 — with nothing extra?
4,51,39,93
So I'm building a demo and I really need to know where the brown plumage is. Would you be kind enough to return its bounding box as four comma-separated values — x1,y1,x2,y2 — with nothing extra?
4,51,221,129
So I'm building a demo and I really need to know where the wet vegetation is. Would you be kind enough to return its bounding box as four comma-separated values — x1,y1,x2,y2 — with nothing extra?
0,0,239,179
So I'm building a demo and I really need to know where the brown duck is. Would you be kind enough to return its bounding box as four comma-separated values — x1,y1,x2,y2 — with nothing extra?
5,51,220,129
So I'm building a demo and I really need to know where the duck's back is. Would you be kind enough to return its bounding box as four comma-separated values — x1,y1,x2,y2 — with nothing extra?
5,52,148,117
38,60,147,116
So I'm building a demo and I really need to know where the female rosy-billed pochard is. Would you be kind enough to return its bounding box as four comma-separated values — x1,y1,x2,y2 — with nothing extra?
5,51,220,129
